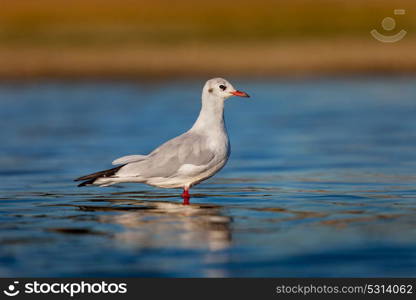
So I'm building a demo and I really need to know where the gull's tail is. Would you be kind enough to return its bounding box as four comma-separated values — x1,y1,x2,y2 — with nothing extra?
74,165,125,187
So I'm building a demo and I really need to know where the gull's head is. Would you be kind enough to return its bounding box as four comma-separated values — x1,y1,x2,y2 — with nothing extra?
203,78,250,100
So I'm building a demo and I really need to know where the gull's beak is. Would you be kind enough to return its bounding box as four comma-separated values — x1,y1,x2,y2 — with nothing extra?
230,90,250,98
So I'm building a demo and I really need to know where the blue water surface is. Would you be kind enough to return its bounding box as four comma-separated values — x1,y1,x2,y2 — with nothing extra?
0,77,416,277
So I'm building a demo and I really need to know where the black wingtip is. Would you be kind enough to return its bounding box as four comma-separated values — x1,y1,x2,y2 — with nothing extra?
74,165,125,187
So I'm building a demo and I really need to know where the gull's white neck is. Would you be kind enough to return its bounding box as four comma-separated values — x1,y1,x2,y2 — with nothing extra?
190,92,226,134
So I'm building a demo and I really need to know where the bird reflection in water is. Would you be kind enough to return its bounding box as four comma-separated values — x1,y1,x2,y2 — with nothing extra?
76,195,232,251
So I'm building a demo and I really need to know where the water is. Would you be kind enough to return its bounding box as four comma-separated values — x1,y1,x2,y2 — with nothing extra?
1,77,416,277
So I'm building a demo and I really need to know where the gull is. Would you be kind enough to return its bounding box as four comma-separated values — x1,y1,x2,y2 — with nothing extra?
75,78,249,203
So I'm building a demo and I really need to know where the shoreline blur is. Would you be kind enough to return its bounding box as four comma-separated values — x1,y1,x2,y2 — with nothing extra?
2,38,416,79
0,0,415,79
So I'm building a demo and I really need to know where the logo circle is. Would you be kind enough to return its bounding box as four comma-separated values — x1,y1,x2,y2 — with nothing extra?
382,17,396,31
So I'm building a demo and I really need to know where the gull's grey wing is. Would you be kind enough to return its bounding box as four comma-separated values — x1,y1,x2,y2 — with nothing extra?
119,132,215,178
112,154,147,165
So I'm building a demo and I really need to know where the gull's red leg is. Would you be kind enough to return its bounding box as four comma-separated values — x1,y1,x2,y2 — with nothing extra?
181,187,190,205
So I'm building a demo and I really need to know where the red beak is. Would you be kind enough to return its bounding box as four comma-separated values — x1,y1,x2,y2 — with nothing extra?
230,90,250,98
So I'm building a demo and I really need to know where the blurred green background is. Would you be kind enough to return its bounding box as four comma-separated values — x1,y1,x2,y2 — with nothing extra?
0,0,415,78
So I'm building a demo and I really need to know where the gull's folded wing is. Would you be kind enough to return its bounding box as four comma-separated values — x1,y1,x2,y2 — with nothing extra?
117,132,216,178
112,154,147,165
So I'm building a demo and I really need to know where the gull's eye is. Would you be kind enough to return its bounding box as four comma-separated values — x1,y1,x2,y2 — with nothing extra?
219,85,226,91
